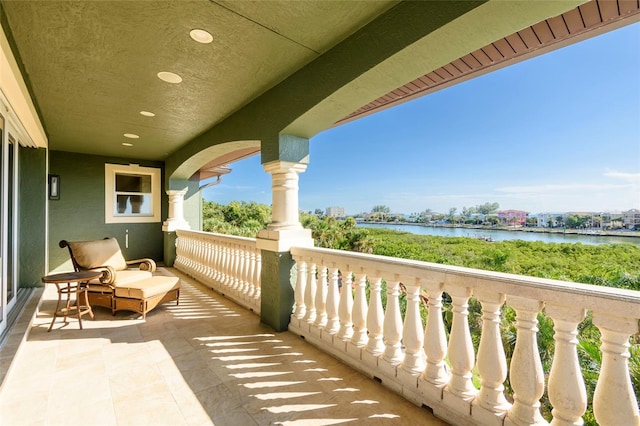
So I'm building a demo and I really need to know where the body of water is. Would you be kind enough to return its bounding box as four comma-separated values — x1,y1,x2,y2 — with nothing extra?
359,223,640,246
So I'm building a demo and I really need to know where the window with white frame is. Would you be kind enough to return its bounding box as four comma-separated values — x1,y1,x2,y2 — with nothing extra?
105,163,161,223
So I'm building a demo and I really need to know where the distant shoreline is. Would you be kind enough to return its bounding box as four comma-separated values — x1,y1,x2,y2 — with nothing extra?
360,221,640,239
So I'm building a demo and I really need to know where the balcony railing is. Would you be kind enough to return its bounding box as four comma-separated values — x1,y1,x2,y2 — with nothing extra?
289,246,640,426
175,229,261,314
173,230,639,425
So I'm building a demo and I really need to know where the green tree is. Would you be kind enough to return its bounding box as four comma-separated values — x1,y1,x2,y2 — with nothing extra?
448,207,458,223
476,202,500,215
202,200,271,236
462,206,476,219
372,205,391,213
371,205,391,222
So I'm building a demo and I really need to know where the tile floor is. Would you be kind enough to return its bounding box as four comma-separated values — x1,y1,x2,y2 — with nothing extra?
0,268,447,425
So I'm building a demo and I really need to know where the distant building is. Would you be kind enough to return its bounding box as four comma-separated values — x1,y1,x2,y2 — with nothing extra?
623,209,640,229
326,206,345,218
601,211,623,229
536,213,562,228
498,209,529,226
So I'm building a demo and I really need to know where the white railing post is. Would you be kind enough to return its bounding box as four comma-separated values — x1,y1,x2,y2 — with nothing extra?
380,278,404,377
323,267,341,342
293,261,307,322
350,273,368,347
247,250,256,298
231,244,240,291
592,312,640,426
419,278,449,403
398,280,427,387
443,285,477,414
312,265,328,333
363,276,385,368
336,270,354,349
545,303,587,426
242,248,252,299
303,263,317,326
473,289,511,424
253,248,262,306
174,231,185,269
505,296,547,426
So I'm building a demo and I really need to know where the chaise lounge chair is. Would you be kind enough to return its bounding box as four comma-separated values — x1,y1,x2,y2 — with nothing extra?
60,237,180,318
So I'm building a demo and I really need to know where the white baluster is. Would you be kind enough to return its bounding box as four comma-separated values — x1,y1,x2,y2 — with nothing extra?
202,237,211,282
237,246,246,294
337,270,354,343
313,266,328,329
545,303,586,426
216,240,225,282
400,282,426,375
382,279,403,365
304,264,317,325
364,276,385,360
592,312,640,426
240,245,248,293
293,260,307,320
324,267,340,338
351,273,368,347
253,249,262,307
181,234,192,271
420,285,449,390
217,239,227,289
196,235,204,278
241,247,251,297
505,296,547,426
181,234,191,272
247,250,256,298
231,245,240,290
473,290,511,422
223,242,232,287
174,233,184,269
444,286,477,408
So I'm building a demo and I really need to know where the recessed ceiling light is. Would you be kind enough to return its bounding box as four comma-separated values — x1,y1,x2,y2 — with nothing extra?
123,133,139,139
190,29,213,44
122,143,133,147
140,111,155,117
157,71,182,84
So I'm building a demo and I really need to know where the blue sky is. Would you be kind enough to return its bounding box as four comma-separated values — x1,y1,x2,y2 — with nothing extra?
204,22,640,216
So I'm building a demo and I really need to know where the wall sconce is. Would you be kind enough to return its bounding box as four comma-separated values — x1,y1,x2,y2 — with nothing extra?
48,174,60,200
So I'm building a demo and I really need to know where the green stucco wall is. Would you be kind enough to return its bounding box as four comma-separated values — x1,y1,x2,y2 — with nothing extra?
19,146,46,287
48,151,167,272
260,250,296,332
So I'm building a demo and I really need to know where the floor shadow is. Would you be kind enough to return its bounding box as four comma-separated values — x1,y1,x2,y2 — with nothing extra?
9,268,446,425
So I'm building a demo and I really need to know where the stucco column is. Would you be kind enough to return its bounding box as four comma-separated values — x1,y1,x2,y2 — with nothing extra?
265,160,306,230
162,189,190,266
163,189,190,232
257,159,313,331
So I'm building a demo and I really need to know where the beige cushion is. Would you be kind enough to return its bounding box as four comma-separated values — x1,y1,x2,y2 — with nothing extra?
68,238,127,271
113,276,180,300
113,270,153,285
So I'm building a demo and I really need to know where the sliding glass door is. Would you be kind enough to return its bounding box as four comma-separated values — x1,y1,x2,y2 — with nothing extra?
0,114,19,336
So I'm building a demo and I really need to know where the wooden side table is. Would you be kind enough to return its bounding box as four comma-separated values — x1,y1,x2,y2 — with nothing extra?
41,270,103,331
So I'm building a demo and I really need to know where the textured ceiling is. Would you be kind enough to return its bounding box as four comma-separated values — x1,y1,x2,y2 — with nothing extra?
0,0,396,160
